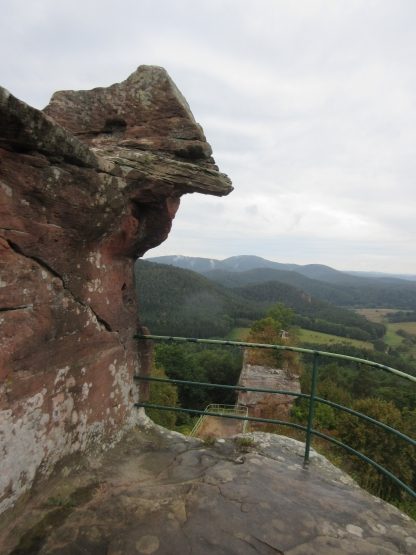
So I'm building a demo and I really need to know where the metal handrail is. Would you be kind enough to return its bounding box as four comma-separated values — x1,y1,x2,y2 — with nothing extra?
135,334,416,383
204,403,248,415
134,334,416,500
133,375,415,447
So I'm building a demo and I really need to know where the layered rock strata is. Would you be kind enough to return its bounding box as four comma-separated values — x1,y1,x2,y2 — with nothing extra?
0,66,232,513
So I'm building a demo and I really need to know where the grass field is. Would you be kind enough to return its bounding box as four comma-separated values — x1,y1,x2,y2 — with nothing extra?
228,314,416,353
384,322,416,356
354,308,416,355
388,321,416,335
297,328,374,350
227,326,374,350
383,325,404,348
226,327,250,341
354,308,402,323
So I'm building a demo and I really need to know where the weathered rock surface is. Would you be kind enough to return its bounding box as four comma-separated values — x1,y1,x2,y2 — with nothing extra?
0,66,232,514
1,422,414,554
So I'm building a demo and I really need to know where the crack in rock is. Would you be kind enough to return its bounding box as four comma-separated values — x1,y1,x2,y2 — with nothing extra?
6,239,113,332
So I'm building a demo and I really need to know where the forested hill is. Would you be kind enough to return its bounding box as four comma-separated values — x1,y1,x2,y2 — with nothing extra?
204,268,416,309
150,254,363,283
135,260,384,341
148,254,415,285
134,260,263,337
147,255,416,310
233,281,384,340
204,268,355,305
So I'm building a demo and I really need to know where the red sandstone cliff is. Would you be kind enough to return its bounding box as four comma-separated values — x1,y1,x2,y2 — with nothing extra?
0,66,232,513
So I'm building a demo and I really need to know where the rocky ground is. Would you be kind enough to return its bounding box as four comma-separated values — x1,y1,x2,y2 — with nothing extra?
1,416,415,555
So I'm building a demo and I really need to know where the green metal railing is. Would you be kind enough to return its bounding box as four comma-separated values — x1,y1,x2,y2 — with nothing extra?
134,334,416,499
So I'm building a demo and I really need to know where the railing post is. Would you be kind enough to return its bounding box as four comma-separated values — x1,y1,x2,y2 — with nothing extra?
304,352,319,467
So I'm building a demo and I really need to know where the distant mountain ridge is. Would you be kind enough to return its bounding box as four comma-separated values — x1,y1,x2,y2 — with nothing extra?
147,255,416,285
146,254,416,310
347,271,416,282
135,259,384,341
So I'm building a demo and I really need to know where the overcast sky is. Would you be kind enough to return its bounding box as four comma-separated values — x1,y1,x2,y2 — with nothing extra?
1,0,415,273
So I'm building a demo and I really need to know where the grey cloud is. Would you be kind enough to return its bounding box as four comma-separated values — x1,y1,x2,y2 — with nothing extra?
1,0,415,272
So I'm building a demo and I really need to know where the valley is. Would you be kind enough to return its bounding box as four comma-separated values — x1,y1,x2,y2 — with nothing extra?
135,254,416,517
226,326,374,350
136,255,416,366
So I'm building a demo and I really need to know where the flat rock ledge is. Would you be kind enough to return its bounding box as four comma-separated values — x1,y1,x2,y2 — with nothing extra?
1,419,415,555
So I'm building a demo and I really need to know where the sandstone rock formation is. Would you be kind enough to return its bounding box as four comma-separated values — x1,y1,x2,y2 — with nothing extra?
1,423,415,554
237,353,301,425
0,66,232,514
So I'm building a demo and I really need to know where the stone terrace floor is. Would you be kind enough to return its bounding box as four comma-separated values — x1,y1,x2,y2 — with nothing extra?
1,417,415,554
